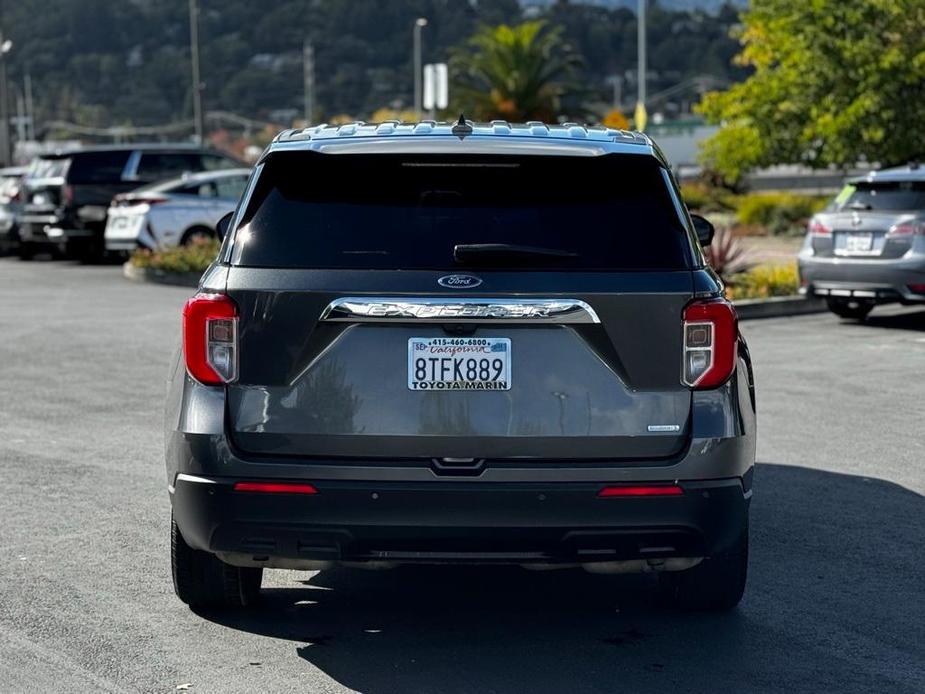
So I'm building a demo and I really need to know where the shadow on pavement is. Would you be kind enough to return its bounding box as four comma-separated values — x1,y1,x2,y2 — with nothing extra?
201,464,925,693
860,307,925,332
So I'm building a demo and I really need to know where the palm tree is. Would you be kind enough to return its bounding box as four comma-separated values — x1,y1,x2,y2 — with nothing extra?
450,20,581,122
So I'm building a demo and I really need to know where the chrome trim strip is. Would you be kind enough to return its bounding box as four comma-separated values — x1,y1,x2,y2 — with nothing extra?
320,297,601,324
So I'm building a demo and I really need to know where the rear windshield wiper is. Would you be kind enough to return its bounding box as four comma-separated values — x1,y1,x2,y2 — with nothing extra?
847,201,873,210
453,243,578,265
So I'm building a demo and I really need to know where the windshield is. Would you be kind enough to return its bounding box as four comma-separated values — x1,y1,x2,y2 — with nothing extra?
231,152,691,271
831,181,925,211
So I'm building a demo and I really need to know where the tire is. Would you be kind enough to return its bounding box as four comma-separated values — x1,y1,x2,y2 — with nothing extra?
180,227,215,246
659,518,748,611
171,513,262,609
17,242,35,261
826,298,873,320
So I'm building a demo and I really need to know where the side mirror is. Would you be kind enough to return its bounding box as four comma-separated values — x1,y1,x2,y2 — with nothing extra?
215,211,234,241
691,214,715,247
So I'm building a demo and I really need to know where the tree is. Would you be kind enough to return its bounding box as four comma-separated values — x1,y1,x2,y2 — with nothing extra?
698,0,925,183
450,20,581,121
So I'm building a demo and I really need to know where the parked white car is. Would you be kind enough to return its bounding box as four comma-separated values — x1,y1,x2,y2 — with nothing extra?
104,168,251,252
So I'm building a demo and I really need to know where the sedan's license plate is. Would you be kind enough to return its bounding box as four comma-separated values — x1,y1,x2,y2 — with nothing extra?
846,233,873,252
408,337,511,391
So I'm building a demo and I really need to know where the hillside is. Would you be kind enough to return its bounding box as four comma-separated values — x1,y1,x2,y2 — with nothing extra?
1,0,746,135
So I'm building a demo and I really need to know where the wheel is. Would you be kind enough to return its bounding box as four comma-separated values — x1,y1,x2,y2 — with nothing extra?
826,298,873,320
180,226,215,246
659,518,748,611
17,242,35,261
171,512,262,609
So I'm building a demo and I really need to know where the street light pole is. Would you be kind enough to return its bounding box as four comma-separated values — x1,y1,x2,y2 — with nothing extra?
413,17,428,120
188,0,205,144
303,39,314,126
635,0,648,131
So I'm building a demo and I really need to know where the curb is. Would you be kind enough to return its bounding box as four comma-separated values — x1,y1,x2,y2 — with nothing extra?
123,262,201,288
734,295,827,320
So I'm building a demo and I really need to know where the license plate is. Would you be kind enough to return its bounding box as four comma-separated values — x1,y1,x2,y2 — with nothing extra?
845,233,873,252
408,337,511,391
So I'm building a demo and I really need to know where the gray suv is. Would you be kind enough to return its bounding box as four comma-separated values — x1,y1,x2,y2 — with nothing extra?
799,165,925,319
165,120,756,612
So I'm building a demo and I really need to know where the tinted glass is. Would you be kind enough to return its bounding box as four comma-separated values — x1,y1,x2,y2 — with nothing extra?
231,152,690,271
66,151,131,184
201,154,241,171
135,153,202,181
833,181,925,211
213,175,248,200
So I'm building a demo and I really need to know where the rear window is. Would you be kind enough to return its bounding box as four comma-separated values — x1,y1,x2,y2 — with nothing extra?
832,181,925,211
28,157,70,180
135,152,204,181
66,151,132,184
230,152,690,271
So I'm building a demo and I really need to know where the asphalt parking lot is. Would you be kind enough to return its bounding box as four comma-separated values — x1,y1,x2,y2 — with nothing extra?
1,257,923,694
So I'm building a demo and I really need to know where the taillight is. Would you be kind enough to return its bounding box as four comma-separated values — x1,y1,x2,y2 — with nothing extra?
114,194,167,207
182,293,238,385
887,221,925,236
809,218,831,236
63,184,74,205
682,298,738,389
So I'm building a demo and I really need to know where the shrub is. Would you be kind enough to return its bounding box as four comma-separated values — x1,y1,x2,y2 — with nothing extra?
129,237,220,274
704,225,750,280
735,192,828,236
726,262,800,300
680,182,739,213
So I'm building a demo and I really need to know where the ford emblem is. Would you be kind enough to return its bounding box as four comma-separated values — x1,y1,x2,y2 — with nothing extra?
438,274,483,289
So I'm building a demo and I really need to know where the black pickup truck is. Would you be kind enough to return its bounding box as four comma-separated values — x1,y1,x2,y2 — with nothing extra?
17,144,243,260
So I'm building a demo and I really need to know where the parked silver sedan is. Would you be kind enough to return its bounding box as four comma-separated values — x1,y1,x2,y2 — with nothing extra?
104,168,250,252
799,165,925,319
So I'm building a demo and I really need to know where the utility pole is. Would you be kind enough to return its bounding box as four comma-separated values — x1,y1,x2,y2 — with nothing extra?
634,0,648,131
0,32,10,165
303,39,314,126
24,69,33,140
413,17,427,120
188,0,205,143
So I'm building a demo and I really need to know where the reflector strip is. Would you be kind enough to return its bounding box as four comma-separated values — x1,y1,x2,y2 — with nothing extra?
598,485,683,497
233,482,318,495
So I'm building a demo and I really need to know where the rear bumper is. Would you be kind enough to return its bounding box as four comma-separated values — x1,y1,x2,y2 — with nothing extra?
798,251,925,303
19,216,99,246
171,473,749,566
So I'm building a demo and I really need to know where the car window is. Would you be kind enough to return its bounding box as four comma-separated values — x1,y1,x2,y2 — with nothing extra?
66,151,132,184
213,176,247,200
231,152,691,271
832,181,925,211
202,154,240,171
28,157,70,180
135,153,203,181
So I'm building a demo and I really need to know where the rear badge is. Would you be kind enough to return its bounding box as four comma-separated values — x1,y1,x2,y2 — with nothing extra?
438,274,483,289
648,424,681,433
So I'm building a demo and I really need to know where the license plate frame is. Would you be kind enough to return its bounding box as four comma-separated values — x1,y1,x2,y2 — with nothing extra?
408,337,511,391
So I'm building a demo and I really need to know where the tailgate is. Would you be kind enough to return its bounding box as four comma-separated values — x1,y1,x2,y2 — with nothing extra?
225,269,693,461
